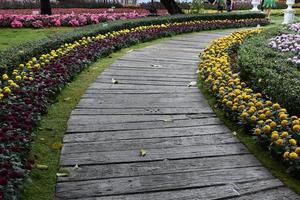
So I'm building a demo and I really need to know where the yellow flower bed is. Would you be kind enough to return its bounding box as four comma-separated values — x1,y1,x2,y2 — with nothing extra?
199,29,300,172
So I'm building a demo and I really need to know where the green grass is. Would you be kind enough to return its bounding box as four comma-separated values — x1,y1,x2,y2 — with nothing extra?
0,27,72,49
198,78,300,195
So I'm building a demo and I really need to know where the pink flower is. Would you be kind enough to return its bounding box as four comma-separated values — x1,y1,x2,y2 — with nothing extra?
11,20,23,28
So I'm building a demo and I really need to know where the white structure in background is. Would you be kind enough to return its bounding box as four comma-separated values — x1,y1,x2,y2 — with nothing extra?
119,0,137,5
283,0,295,24
251,0,260,11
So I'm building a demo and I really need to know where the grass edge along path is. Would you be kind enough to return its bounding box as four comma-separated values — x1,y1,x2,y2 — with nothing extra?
20,32,201,200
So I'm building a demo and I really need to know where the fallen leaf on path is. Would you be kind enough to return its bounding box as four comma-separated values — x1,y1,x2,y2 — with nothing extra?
187,81,197,87
56,172,69,177
63,97,72,101
112,78,118,84
163,118,173,122
36,164,48,170
73,164,80,170
140,149,147,157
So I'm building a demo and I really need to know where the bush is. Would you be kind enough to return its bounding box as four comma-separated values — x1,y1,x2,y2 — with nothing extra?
0,12,267,76
237,27,300,115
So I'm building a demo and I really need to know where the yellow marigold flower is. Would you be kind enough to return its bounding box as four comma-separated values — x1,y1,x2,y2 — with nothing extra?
241,112,249,118
16,76,21,81
266,101,273,106
250,115,257,122
279,114,287,120
265,110,272,117
293,125,300,132
263,125,271,133
255,102,263,108
283,151,289,159
254,128,261,135
269,121,277,129
272,103,280,110
281,131,289,138
0,93,4,100
29,77,34,81
259,114,266,120
19,64,24,68
292,120,300,125
271,131,279,140
2,74,9,80
289,152,298,160
291,116,298,120
3,87,11,94
295,147,300,154
280,108,287,113
276,139,283,146
281,120,289,127
289,139,297,146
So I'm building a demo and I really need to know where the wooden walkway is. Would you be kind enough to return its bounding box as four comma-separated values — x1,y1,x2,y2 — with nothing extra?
55,30,299,200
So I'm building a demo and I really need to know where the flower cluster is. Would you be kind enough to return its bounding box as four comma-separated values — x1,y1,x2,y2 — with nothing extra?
269,33,300,65
288,22,300,33
0,12,146,28
0,8,168,15
0,18,268,199
199,29,300,177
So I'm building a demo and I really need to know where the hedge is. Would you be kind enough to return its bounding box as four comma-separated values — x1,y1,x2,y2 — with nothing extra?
237,26,300,115
0,12,266,76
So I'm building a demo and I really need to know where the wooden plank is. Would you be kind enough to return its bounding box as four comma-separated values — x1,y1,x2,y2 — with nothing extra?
67,117,223,133
79,185,240,200
68,113,216,125
59,143,249,166
55,166,271,199
63,125,229,143
78,179,285,200
71,107,213,115
61,133,238,154
58,154,261,182
81,92,204,99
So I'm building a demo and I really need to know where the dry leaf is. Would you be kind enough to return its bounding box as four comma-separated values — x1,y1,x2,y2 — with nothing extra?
140,149,146,157
187,81,197,87
63,97,71,101
36,164,48,170
52,142,63,150
56,172,69,177
112,78,118,84
73,164,80,170
163,118,173,122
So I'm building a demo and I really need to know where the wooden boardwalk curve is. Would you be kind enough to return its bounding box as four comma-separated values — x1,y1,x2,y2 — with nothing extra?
55,30,300,200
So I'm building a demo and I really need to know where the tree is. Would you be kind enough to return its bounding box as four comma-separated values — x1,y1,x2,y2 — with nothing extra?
160,0,184,15
41,0,52,15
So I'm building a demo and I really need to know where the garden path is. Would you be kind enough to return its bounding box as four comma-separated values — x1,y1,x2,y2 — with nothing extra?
55,30,300,199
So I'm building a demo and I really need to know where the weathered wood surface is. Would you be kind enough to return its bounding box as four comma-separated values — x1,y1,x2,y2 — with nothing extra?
56,31,299,199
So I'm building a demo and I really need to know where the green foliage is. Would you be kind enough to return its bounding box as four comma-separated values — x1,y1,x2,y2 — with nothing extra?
237,27,300,115
0,12,266,76
191,0,205,14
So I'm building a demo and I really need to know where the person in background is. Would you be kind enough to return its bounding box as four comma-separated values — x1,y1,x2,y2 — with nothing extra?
226,0,233,12
261,0,265,11
263,0,276,18
213,0,225,13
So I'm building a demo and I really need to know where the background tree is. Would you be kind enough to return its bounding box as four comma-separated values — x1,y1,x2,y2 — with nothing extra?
41,0,52,15
160,0,184,14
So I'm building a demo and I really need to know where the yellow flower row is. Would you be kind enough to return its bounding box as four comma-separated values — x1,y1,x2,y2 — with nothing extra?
0,21,207,100
199,29,300,161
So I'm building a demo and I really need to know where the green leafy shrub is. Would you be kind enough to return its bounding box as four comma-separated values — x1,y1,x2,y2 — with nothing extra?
237,27,300,115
